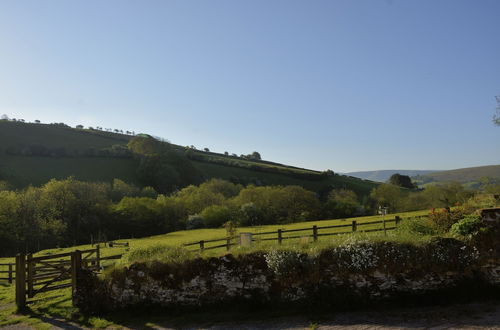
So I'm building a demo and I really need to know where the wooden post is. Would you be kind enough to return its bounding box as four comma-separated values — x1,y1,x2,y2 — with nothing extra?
395,216,401,226
71,250,82,305
383,217,387,236
26,254,34,298
96,244,101,270
15,254,26,310
8,264,13,284
352,221,357,232
226,238,231,251
277,229,283,245
312,225,318,242
199,240,205,251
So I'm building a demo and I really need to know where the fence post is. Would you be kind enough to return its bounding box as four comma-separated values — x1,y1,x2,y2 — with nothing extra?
26,254,34,298
15,254,26,310
277,229,283,245
226,238,231,251
71,250,82,305
395,216,401,226
352,221,357,232
199,240,205,251
312,225,318,242
96,244,101,270
8,264,13,284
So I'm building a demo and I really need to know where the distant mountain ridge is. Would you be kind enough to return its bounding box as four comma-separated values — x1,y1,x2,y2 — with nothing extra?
346,170,438,183
416,165,500,184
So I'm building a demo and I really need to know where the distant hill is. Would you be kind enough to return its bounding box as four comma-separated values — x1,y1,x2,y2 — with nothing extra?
414,165,500,186
346,170,438,183
0,120,379,196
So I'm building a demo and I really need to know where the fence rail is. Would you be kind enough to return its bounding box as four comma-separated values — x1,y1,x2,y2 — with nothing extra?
0,263,15,283
184,216,406,252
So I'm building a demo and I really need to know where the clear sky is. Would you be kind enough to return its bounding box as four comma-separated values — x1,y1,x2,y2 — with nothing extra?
1,0,499,172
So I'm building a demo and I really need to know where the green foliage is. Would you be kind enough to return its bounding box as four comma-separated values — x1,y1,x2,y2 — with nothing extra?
201,205,232,228
388,173,415,189
324,189,360,218
449,215,486,238
186,214,205,230
370,184,407,212
395,217,437,236
126,244,191,264
427,208,465,233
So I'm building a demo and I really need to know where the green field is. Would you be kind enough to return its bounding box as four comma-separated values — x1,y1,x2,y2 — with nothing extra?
0,155,140,187
0,208,430,328
0,120,378,195
0,209,429,266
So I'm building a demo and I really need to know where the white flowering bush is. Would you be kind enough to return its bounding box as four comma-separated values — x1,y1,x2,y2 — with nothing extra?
335,237,379,271
264,249,311,277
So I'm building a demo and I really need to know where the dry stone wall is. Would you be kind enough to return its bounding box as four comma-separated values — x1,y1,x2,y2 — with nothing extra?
74,238,500,313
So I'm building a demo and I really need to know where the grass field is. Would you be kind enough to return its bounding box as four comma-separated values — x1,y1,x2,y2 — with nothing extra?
0,120,379,195
0,208,430,328
0,155,141,187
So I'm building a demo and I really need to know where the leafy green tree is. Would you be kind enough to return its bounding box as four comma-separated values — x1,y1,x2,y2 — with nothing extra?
370,184,406,212
201,205,232,228
325,189,360,218
388,173,415,189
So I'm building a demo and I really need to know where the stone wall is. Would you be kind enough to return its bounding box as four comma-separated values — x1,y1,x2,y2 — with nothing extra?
74,238,500,313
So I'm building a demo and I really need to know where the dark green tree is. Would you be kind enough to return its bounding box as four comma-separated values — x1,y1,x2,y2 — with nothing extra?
388,173,415,189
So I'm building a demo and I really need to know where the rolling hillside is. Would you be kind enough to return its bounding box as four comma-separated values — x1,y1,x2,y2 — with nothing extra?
415,165,500,185
0,120,378,195
346,170,438,182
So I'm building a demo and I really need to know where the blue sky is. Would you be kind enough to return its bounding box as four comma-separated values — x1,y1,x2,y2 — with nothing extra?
0,0,499,172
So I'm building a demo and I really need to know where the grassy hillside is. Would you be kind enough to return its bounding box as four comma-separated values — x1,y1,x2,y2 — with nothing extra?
415,165,500,185
0,120,378,195
346,170,438,182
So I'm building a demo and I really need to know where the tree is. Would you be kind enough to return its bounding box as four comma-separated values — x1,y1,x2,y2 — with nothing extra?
325,189,360,218
370,184,406,212
1,114,8,120
388,173,415,189
76,125,84,129
249,151,261,160
204,148,210,152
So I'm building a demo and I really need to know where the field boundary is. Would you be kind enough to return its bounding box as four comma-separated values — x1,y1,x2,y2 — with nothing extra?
183,215,428,252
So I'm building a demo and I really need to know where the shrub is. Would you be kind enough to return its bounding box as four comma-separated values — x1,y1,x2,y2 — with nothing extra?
186,214,205,229
264,249,311,277
428,208,464,233
450,215,487,239
396,217,437,236
200,205,232,228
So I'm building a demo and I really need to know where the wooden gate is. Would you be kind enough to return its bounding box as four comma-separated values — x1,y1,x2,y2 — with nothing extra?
15,246,109,308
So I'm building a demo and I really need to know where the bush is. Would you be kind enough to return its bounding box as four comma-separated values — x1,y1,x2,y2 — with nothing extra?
201,205,232,228
428,208,464,233
450,215,486,238
396,217,437,236
186,214,205,229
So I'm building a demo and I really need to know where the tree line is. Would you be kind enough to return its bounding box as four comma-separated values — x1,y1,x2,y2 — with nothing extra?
0,171,492,257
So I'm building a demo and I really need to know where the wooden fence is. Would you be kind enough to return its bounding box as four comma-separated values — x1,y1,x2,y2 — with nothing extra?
0,263,15,283
184,216,404,252
13,245,122,309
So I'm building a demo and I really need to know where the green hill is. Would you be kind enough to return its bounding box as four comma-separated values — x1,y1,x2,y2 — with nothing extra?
0,120,378,196
346,170,438,182
414,165,500,187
